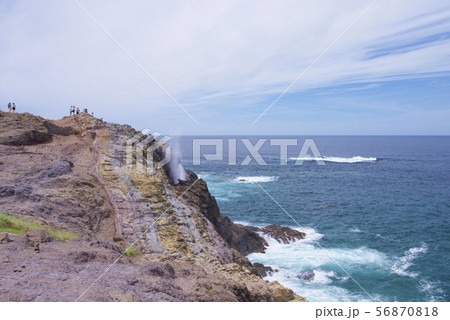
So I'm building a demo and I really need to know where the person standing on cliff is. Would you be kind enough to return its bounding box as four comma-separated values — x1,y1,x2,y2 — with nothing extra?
69,106,73,116
8,102,11,112
12,103,16,113
76,107,80,115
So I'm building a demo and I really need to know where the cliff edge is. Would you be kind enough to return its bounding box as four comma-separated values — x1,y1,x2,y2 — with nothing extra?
0,110,306,302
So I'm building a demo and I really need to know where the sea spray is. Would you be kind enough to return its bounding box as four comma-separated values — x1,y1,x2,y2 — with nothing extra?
166,140,187,184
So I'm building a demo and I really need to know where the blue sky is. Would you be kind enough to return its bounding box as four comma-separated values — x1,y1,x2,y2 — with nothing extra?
1,0,449,135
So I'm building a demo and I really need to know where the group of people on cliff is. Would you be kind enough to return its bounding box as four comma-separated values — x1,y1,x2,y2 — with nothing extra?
6,102,16,113
69,106,80,116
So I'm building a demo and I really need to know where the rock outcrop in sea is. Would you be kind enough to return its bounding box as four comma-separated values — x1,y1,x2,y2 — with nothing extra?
0,111,306,302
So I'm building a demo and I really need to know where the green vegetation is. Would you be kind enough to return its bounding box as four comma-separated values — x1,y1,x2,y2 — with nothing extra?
0,212,77,241
124,247,140,257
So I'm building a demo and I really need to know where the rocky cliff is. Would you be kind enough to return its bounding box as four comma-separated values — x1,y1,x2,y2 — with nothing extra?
0,110,306,302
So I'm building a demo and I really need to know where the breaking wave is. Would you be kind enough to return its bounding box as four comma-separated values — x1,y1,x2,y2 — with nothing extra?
290,156,377,163
391,243,428,278
248,225,388,301
233,176,278,183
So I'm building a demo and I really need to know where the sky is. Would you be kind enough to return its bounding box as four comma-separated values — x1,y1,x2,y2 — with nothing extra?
0,0,449,135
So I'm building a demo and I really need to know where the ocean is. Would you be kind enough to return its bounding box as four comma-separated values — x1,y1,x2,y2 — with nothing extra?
172,136,450,302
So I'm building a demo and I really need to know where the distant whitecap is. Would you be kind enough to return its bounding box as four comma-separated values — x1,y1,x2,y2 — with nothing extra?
233,176,278,183
290,156,377,163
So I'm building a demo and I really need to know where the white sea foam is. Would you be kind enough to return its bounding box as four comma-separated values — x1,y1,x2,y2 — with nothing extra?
312,269,336,284
248,225,389,301
349,227,362,233
233,176,278,183
391,243,428,278
293,226,324,243
418,279,445,302
233,220,251,226
215,197,230,202
233,220,266,228
290,156,377,163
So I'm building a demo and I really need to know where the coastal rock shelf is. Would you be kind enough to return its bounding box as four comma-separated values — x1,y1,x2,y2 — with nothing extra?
0,111,306,302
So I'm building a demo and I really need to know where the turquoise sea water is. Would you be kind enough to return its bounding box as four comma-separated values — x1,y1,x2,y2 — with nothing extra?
174,136,450,302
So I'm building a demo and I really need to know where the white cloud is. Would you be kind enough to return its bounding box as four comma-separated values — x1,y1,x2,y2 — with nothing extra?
0,0,449,133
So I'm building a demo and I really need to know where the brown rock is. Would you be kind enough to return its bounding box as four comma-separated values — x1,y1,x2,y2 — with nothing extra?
269,281,307,302
113,236,124,242
0,232,11,244
25,229,53,246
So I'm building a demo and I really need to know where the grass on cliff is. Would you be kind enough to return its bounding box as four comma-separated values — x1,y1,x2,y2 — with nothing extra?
124,247,140,257
0,212,77,241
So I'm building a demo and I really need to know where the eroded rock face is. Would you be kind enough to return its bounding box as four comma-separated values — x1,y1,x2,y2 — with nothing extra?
0,110,307,302
174,175,268,256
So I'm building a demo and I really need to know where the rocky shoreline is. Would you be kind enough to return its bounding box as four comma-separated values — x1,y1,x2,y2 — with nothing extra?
0,111,307,302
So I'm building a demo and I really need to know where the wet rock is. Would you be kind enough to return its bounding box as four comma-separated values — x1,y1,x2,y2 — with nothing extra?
314,203,334,210
214,216,267,255
253,263,274,278
258,224,305,244
296,270,315,280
